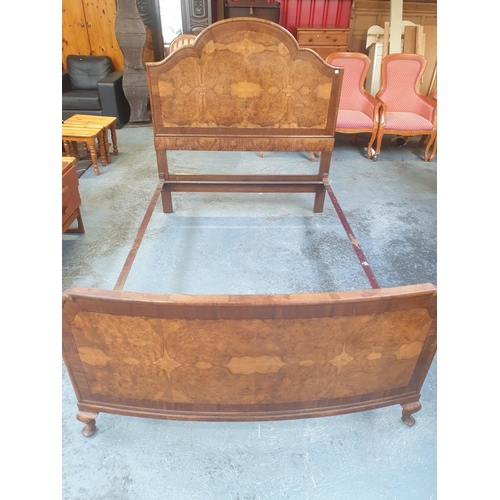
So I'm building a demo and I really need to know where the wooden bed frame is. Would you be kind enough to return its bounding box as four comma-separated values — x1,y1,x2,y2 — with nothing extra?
62,19,437,437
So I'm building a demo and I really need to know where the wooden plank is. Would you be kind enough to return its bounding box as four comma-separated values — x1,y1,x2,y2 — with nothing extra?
416,25,425,56
389,0,403,54
383,22,390,58
403,26,416,54
62,0,91,68
427,63,437,96
84,0,124,72
422,25,437,95
164,180,324,193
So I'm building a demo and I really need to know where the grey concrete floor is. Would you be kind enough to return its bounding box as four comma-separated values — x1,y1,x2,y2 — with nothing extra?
62,126,437,499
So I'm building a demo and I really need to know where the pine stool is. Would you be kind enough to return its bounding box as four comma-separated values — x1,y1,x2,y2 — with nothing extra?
62,123,108,175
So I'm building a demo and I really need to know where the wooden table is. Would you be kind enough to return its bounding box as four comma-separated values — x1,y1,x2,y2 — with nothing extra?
63,114,119,157
62,123,107,175
62,157,84,233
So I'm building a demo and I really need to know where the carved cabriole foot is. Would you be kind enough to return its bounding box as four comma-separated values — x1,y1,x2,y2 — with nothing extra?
401,402,422,426
77,411,99,437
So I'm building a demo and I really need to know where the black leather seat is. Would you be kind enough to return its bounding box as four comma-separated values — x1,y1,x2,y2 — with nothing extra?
62,55,130,128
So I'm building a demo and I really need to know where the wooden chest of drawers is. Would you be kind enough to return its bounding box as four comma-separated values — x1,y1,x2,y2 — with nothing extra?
62,157,84,234
295,27,350,59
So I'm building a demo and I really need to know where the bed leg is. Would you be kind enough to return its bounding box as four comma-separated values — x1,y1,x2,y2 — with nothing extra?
313,151,331,212
161,184,173,213
77,411,99,437
401,402,421,426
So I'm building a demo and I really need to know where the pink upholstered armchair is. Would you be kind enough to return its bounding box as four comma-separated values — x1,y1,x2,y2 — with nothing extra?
325,52,382,161
375,53,437,161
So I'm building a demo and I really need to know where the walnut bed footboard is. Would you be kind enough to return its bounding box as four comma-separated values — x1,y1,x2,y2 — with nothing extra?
62,285,436,436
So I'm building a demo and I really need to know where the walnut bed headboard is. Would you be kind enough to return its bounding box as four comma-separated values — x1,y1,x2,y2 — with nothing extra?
146,18,343,213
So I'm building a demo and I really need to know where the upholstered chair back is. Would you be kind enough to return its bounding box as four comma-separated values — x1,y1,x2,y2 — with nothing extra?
377,54,433,119
326,53,373,117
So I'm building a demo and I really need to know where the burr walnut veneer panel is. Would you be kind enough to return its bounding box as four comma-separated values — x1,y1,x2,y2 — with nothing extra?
62,284,436,427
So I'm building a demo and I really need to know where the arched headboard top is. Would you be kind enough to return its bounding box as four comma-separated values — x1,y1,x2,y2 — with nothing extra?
146,18,343,139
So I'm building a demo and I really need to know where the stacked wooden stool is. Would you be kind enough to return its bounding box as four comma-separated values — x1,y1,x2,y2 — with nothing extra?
62,115,119,175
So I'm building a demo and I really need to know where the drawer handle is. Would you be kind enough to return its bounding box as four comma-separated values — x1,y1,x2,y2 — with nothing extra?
309,38,313,42
62,185,69,194
333,38,338,42
62,205,68,215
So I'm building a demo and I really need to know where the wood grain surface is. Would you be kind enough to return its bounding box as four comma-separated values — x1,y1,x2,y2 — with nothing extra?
62,284,436,423
147,18,343,141
146,18,344,213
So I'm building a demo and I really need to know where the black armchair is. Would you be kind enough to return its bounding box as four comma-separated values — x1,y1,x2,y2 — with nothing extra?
62,55,130,128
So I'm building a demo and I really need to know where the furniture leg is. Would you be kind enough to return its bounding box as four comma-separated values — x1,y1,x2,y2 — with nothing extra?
87,140,100,175
401,401,421,426
82,142,88,154
309,151,315,162
429,135,437,161
71,141,80,160
423,131,436,162
313,150,331,213
350,133,357,145
418,135,427,147
64,209,85,234
63,140,72,157
97,131,107,166
156,149,169,179
110,124,119,155
103,129,112,163
374,127,384,158
161,183,173,213
156,150,173,212
74,210,85,233
76,411,99,436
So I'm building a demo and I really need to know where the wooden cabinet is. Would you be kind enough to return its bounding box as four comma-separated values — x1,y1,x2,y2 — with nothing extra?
295,27,350,59
62,158,84,234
